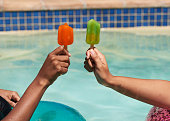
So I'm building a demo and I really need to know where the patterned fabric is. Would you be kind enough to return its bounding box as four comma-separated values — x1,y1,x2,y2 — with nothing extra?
146,107,170,121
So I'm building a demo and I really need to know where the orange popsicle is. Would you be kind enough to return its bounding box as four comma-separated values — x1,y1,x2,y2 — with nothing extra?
58,23,73,50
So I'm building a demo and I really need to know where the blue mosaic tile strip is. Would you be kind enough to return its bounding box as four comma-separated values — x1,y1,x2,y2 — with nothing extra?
0,7,170,31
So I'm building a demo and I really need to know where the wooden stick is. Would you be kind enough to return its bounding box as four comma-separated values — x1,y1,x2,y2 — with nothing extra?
90,44,94,49
64,45,67,51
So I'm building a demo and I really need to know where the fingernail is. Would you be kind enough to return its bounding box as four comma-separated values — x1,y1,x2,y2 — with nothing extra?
90,49,95,55
68,53,71,57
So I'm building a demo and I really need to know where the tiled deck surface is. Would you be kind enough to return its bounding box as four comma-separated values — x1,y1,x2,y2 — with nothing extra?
1,0,170,11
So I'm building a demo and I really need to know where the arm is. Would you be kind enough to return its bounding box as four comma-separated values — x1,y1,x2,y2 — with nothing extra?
84,48,170,110
2,46,71,121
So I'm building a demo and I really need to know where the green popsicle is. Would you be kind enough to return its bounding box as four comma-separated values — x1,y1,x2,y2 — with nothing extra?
86,19,100,48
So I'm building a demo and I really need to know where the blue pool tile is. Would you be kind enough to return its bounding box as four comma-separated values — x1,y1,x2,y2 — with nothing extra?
130,8,135,14
33,11,39,16
110,16,114,21
82,9,87,15
55,18,60,22
89,16,94,20
103,23,108,28
123,9,128,14
62,10,67,15
83,17,87,22
117,16,121,21
0,20,3,24
117,23,121,27
123,23,128,27
156,8,162,13
96,9,101,15
144,8,148,13
12,19,17,24
75,10,81,15
157,21,161,26
150,8,155,13
103,9,108,14
96,17,101,21
69,10,74,15
34,18,39,23
110,23,114,27
0,27,3,31
69,17,74,22
55,25,59,29
20,26,25,30
41,25,46,29
48,18,53,23
110,9,115,14
137,8,142,14
163,15,168,20
5,19,10,24
137,16,141,20
12,12,17,17
48,25,53,30
117,9,122,14
6,26,11,31
55,11,60,16
41,18,46,23
76,24,81,28
130,23,135,27
123,16,128,21
62,18,67,22
48,11,53,16
157,15,161,20
143,22,148,26
26,12,32,17
137,22,141,26
76,17,80,22
5,12,10,17
27,18,32,24
41,11,46,16
13,26,18,31
150,21,154,26
0,13,3,17
163,21,168,26
150,15,155,20
34,25,39,30
163,8,168,13
83,24,87,28
143,15,148,20
19,12,25,17
103,16,108,21
130,16,135,21
27,26,32,30
90,10,95,15
69,24,74,28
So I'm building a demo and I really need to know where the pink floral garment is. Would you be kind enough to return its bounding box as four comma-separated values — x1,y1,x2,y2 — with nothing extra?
146,107,170,121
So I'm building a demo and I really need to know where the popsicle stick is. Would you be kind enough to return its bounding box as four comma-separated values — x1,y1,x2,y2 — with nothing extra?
90,44,94,49
64,45,67,51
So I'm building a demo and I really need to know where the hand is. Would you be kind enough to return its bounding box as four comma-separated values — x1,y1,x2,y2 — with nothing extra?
36,46,71,86
0,89,20,107
84,48,112,86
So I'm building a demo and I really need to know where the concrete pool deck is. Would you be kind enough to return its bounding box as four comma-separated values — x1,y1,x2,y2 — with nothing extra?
1,0,170,11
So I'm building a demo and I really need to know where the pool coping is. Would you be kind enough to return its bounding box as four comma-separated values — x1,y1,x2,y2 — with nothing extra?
1,0,170,12
1,26,170,36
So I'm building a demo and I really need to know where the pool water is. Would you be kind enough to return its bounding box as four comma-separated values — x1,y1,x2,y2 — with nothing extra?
0,29,170,121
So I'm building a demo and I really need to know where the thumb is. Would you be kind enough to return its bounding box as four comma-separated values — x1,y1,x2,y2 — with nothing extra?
90,49,100,65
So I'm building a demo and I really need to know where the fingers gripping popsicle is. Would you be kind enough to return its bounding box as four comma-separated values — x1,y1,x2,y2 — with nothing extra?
86,19,100,49
58,23,73,50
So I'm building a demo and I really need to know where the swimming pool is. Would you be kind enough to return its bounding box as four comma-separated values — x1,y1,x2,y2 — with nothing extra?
0,27,170,121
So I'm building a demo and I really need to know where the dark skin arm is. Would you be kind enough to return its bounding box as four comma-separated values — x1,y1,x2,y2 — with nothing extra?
2,46,71,121
84,48,170,110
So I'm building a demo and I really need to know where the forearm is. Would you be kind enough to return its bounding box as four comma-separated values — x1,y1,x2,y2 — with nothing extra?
2,78,49,121
107,75,170,109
